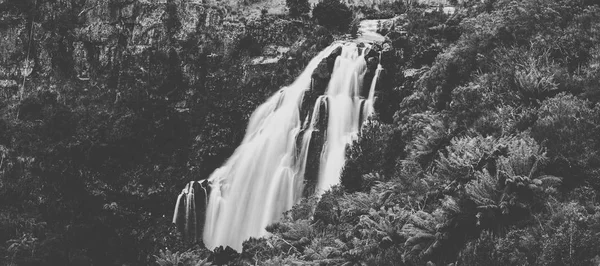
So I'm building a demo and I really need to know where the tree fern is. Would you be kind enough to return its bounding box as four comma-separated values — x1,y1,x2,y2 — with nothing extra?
400,210,442,263
154,249,214,266
513,49,560,105
154,249,181,266
430,135,498,192
401,112,458,169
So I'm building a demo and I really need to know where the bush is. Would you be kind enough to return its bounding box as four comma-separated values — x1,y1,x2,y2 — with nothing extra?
154,249,211,266
286,0,310,17
531,93,600,187
312,0,353,32
538,202,600,265
402,112,456,168
458,230,537,266
341,120,400,192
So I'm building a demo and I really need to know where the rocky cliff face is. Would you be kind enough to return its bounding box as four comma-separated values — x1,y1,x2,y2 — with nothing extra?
0,0,325,99
1,0,237,88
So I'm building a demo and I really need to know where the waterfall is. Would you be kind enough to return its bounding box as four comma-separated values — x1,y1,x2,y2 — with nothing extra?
173,180,210,242
315,44,368,194
173,42,384,251
364,52,383,119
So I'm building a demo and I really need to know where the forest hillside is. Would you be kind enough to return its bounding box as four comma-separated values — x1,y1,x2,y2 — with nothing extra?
1,0,599,265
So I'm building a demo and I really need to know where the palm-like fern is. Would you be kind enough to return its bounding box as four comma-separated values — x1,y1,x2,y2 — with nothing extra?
355,206,409,244
409,116,454,167
400,210,444,263
462,134,559,232
514,50,559,105
497,135,546,179
430,135,499,194
193,258,214,266
154,249,213,266
155,249,182,266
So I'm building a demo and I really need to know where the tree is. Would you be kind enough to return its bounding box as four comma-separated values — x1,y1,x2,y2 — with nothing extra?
312,0,353,31
286,0,310,17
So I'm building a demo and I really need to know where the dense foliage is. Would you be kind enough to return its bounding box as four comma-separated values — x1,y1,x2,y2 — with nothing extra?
0,1,335,264
2,0,600,265
286,0,310,17
312,0,353,31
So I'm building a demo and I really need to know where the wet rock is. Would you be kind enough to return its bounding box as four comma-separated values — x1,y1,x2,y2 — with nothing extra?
312,61,330,80
311,46,341,82
367,57,378,69
365,43,381,58
362,55,378,98
301,126,326,197
328,46,343,59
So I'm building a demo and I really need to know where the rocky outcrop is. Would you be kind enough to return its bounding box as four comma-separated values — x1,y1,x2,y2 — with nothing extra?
0,0,333,136
0,0,243,94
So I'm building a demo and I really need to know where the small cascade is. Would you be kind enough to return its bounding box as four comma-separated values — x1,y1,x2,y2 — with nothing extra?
364,52,383,118
173,41,385,251
297,95,328,181
172,180,210,243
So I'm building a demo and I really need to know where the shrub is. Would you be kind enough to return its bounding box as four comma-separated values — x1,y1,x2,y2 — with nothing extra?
312,0,352,32
341,120,399,192
154,249,212,266
531,93,600,187
538,202,600,265
349,16,359,38
313,187,344,225
402,112,456,168
286,0,310,17
458,230,537,266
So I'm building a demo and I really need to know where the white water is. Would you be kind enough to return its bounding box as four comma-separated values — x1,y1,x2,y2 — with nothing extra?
315,44,367,194
176,42,383,251
364,53,383,118
357,20,386,43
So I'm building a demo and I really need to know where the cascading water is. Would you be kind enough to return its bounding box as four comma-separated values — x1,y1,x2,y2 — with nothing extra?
363,52,383,118
173,41,384,251
315,45,367,194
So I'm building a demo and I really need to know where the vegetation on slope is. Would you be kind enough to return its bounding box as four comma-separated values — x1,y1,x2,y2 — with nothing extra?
0,0,336,264
158,0,600,265
2,0,600,265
